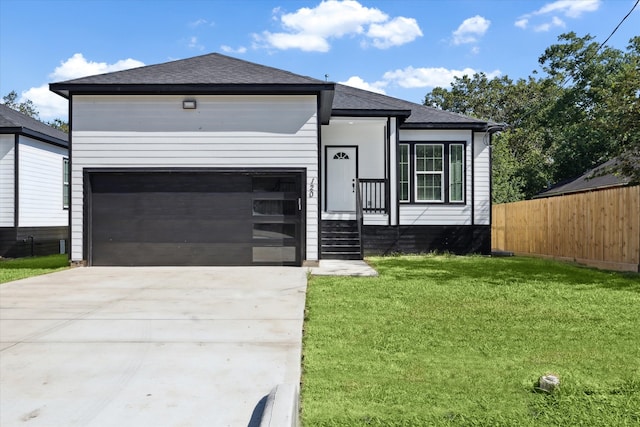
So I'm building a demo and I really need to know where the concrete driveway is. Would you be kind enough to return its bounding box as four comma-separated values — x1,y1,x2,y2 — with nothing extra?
0,267,307,427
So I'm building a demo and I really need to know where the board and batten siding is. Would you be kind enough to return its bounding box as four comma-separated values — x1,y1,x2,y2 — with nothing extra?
70,94,320,263
0,135,15,227
473,131,491,225
398,129,474,226
18,136,68,227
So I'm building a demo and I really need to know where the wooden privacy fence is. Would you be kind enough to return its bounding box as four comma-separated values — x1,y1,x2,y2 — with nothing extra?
492,186,640,272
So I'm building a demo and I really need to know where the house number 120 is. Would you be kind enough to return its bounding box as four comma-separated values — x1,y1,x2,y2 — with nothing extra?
308,178,315,198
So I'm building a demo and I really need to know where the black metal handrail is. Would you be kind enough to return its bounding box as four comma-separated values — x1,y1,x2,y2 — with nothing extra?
359,179,388,214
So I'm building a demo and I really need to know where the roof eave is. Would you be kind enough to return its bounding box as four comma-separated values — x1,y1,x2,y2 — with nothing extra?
49,82,335,98
331,109,412,118
400,122,489,130
0,127,68,148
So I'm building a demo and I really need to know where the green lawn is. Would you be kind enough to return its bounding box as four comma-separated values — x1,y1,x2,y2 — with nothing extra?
301,255,640,426
0,254,69,284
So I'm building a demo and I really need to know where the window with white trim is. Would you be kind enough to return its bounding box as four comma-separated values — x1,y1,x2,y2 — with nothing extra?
449,144,464,202
399,144,409,202
63,158,69,209
415,144,444,202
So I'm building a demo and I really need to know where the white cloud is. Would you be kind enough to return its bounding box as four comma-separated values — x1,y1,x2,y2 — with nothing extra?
339,76,387,94
514,18,528,29
188,36,205,50
255,0,422,52
50,53,144,81
383,66,501,89
535,0,600,18
367,17,422,49
21,53,145,121
534,16,566,32
256,31,330,52
452,15,490,45
220,45,247,54
189,18,209,27
516,0,599,30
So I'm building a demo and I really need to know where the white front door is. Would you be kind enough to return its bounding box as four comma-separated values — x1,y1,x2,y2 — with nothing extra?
326,146,357,212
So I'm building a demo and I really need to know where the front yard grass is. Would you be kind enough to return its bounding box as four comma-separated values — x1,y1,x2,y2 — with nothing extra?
0,254,69,284
301,255,640,426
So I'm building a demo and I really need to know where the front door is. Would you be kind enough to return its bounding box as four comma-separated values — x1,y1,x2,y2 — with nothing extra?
326,146,357,212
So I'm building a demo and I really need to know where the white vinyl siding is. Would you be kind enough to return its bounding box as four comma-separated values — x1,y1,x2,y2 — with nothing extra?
0,135,15,226
18,137,68,227
473,131,491,225
71,94,319,262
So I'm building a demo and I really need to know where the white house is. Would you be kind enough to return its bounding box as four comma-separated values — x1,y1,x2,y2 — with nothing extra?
50,53,500,266
0,104,69,257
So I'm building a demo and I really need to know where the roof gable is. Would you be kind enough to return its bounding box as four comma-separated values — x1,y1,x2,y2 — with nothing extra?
0,104,68,147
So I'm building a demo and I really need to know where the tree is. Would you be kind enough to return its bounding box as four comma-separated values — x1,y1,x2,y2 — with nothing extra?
47,118,69,133
424,32,640,201
2,90,39,119
537,32,634,182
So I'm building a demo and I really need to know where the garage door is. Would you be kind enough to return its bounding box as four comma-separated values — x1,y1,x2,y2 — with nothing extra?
87,171,304,266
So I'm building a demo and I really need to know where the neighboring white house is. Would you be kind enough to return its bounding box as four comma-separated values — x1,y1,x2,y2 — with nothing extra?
0,104,69,257
50,53,500,266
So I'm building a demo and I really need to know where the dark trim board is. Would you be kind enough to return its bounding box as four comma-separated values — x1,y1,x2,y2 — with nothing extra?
0,226,69,258
362,225,491,256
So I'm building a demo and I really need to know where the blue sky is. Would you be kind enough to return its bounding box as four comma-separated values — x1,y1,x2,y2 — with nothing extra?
1,0,638,121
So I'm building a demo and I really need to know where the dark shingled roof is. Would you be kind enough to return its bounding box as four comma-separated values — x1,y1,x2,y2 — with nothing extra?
334,84,491,128
51,53,330,92
50,52,496,130
0,104,68,147
535,157,635,198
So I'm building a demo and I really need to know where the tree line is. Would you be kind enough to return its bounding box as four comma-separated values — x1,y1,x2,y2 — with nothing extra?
424,33,639,203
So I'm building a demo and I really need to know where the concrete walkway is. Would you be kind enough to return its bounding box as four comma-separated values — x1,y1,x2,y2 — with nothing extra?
308,259,378,277
0,267,307,427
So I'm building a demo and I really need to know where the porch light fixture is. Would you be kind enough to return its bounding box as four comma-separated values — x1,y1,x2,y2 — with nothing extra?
182,99,197,109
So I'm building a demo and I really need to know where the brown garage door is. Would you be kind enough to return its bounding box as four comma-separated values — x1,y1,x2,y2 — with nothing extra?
87,170,304,266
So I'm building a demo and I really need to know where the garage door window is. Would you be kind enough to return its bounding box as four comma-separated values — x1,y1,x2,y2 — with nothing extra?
253,223,297,239
253,200,298,216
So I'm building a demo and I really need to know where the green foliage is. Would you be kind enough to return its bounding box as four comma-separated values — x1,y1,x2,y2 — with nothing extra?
301,255,640,426
2,90,39,119
424,33,640,200
0,254,69,283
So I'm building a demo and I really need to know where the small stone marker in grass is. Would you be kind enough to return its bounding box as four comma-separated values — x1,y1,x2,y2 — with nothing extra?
537,374,560,393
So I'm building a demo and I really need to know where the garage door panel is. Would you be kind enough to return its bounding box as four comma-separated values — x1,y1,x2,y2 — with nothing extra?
92,193,253,219
92,243,253,266
92,219,252,243
88,171,303,266
91,173,252,193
